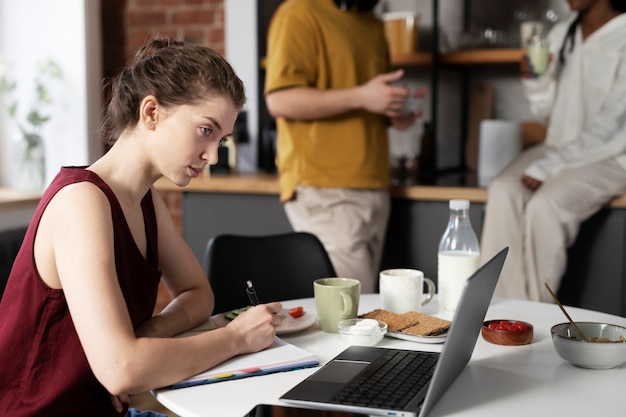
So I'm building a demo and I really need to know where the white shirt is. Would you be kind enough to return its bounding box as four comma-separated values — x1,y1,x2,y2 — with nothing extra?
522,13,626,181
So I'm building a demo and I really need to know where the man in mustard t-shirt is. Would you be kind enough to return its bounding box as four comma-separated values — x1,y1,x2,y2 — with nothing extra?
264,0,422,292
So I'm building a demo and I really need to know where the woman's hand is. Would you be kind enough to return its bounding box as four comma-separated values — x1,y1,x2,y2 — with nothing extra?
110,393,131,413
226,302,284,353
522,174,542,190
520,53,552,79
520,54,534,79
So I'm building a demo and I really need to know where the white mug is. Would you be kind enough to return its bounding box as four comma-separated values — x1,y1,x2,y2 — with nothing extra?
379,269,436,314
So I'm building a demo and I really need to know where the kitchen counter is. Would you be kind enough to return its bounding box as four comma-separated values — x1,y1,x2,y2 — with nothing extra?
155,172,487,202
3,173,626,208
155,172,626,208
157,172,626,317
0,187,42,210
0,188,39,236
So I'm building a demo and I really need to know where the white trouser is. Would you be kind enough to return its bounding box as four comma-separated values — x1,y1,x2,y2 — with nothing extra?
284,187,391,293
480,145,626,302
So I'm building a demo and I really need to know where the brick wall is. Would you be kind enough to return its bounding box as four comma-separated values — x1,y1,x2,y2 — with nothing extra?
124,0,225,59
101,0,225,313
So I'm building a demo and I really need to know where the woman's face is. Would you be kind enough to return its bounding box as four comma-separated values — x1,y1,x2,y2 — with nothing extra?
152,95,239,186
565,0,602,12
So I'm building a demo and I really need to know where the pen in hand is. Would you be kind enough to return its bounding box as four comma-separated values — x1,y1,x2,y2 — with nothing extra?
246,280,260,306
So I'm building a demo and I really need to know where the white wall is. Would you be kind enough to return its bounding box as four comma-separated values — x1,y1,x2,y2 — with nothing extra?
0,0,102,188
225,0,258,172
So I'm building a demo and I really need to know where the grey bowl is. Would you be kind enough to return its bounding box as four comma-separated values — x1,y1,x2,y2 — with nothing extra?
551,322,626,369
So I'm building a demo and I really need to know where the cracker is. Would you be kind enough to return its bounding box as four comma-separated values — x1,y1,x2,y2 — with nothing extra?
359,309,451,336
359,309,421,332
359,309,411,331
401,315,451,336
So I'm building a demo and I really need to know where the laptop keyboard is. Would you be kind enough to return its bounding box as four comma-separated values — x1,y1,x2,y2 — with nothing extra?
330,349,439,409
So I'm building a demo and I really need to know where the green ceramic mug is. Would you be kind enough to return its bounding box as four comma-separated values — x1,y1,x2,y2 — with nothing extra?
314,278,361,333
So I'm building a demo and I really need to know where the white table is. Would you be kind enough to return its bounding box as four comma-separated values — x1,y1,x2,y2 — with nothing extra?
154,294,626,417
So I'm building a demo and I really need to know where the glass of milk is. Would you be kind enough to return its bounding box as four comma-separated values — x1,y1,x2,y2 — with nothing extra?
527,35,549,75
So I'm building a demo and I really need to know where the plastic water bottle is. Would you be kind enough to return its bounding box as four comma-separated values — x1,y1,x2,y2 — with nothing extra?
437,199,480,311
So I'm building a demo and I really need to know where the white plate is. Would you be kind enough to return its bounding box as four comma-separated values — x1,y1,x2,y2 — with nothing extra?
209,307,316,335
276,309,316,335
386,330,447,344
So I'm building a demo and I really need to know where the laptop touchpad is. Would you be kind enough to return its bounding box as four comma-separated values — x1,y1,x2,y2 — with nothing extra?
308,360,369,383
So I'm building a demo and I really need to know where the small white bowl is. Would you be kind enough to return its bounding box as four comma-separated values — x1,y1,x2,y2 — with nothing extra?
338,318,388,346
551,322,626,369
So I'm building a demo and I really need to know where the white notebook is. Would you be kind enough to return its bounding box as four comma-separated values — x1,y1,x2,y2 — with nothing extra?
169,336,318,389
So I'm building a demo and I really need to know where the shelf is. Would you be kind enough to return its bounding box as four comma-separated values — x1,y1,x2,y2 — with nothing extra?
440,48,525,65
390,52,432,66
262,49,523,69
390,48,525,67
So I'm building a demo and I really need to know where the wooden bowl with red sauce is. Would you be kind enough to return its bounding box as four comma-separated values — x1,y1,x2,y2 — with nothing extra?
482,319,534,346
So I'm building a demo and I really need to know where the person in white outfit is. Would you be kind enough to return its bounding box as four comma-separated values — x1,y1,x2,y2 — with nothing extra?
480,0,626,302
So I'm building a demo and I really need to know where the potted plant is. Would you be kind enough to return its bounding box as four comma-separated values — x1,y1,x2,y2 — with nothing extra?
0,56,62,191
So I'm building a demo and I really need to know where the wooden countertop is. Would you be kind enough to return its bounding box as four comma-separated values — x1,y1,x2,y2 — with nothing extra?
155,172,626,208
156,172,282,195
155,173,489,203
4,174,625,208
0,187,42,210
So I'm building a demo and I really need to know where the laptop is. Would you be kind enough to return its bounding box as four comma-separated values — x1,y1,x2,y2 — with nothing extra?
280,247,508,417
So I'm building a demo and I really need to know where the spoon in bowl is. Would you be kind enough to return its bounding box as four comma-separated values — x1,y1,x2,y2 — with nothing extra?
544,282,586,340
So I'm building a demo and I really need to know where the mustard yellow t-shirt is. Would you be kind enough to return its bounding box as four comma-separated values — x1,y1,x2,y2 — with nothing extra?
264,0,391,202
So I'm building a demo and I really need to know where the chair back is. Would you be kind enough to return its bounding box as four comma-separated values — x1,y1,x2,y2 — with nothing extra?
204,232,336,314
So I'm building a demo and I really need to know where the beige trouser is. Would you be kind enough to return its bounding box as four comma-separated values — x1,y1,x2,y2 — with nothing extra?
480,145,626,302
284,187,391,293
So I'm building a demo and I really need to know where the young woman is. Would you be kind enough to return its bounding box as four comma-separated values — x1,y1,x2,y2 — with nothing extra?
480,0,626,302
0,38,283,417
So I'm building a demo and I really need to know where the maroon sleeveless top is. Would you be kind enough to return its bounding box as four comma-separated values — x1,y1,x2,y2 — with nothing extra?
0,167,162,416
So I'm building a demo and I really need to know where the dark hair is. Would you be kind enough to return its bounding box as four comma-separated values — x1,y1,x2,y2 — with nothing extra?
558,15,581,64
100,38,246,145
559,1,626,64
611,0,626,12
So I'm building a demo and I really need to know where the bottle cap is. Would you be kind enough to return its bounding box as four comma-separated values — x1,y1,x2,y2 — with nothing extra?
449,199,469,210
